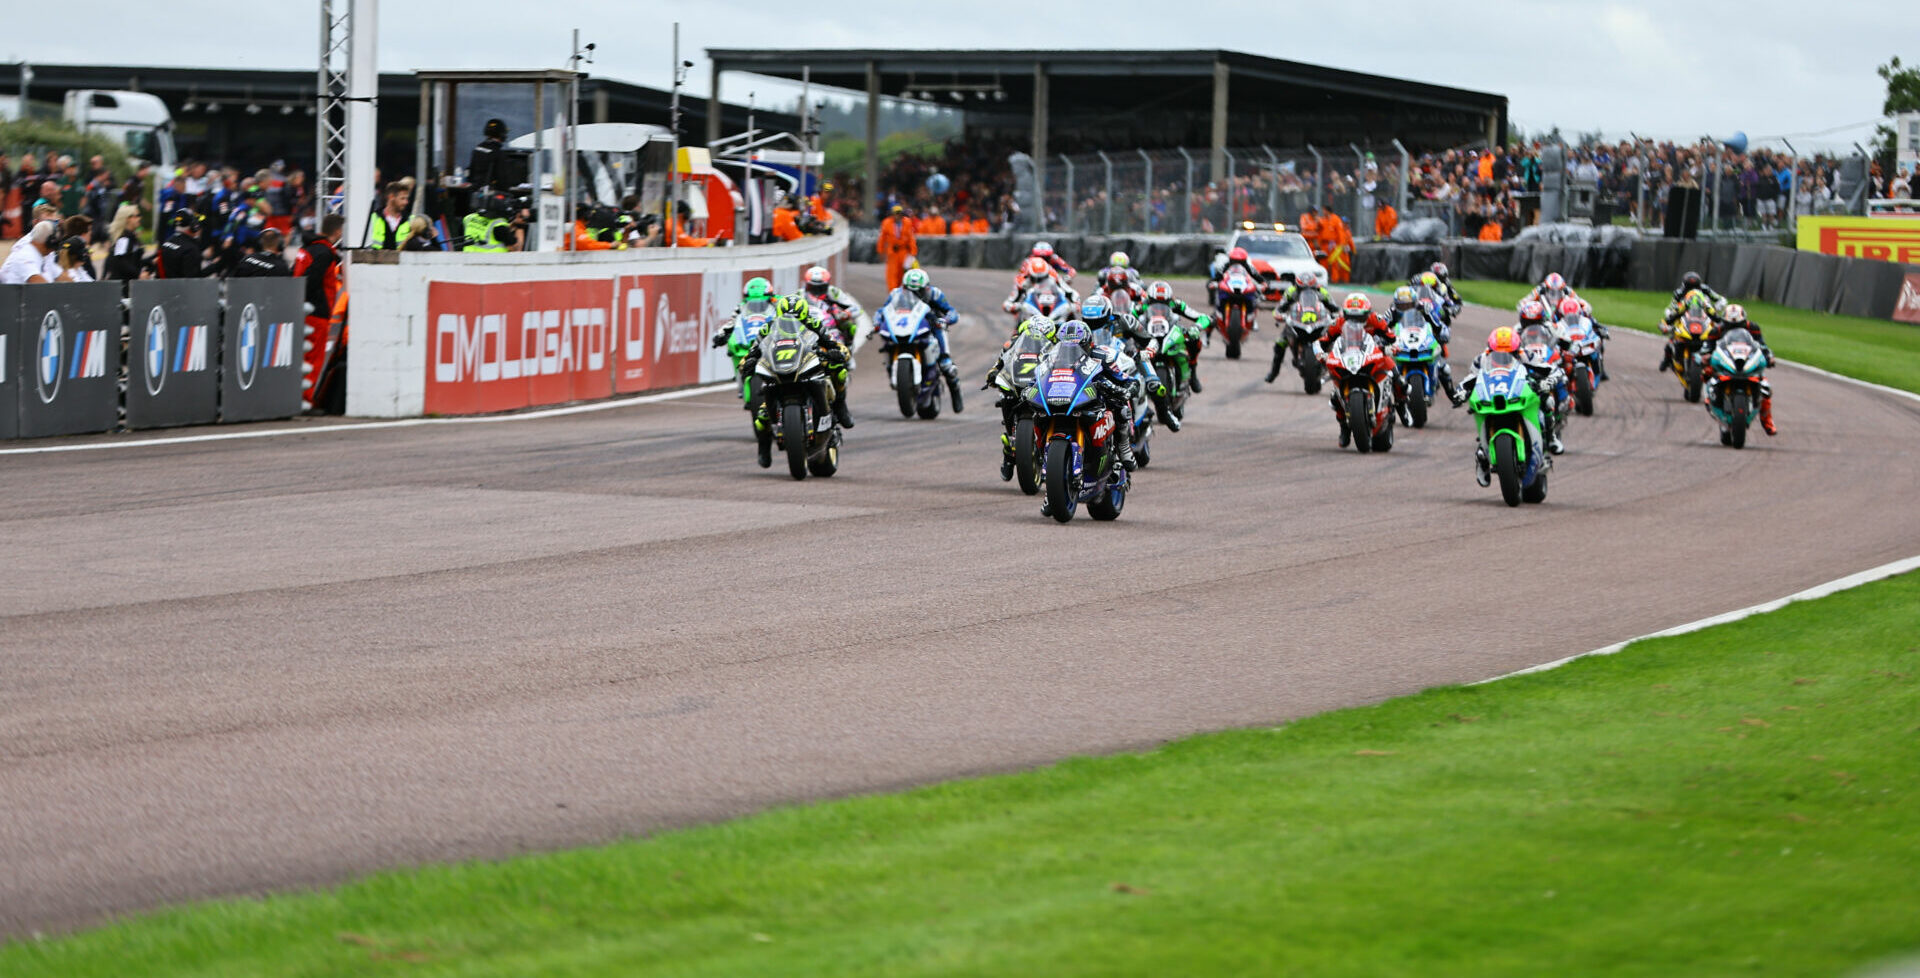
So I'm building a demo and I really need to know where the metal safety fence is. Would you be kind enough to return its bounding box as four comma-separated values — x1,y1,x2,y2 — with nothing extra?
1039,144,1410,240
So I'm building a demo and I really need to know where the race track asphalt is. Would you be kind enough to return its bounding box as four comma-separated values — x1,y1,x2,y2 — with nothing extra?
3,264,1917,935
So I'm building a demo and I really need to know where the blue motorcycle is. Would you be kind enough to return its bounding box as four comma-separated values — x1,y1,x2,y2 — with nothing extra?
1028,343,1131,523
878,290,948,420
1389,310,1442,429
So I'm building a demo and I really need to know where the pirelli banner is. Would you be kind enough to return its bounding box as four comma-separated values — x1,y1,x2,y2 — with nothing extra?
126,280,222,430
17,281,122,439
1795,216,1920,264
220,277,306,423
346,223,850,418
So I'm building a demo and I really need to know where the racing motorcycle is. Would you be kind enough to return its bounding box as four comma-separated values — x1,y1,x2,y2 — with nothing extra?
1324,327,1395,453
1389,310,1442,429
1281,308,1328,393
808,297,855,351
723,306,774,408
1214,267,1261,360
1468,349,1550,505
1517,323,1569,443
1705,327,1768,449
1664,300,1715,403
1029,343,1132,523
992,329,1053,495
877,290,948,420
1016,282,1072,330
1560,310,1605,416
1139,302,1193,423
753,317,842,480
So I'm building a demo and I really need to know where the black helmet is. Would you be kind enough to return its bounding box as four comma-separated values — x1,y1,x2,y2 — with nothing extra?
173,210,201,232
481,192,512,218
483,118,508,140
1680,270,1703,292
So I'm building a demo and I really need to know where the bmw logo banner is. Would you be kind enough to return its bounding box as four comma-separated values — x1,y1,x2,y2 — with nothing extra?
0,285,19,440
126,280,222,430
220,277,306,423
16,282,121,439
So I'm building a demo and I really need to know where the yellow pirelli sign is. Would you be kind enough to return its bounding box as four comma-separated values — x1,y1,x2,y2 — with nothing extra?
1796,216,1920,263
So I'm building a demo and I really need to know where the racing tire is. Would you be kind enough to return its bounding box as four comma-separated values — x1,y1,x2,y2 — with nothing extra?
1087,480,1125,521
1728,390,1748,449
1493,432,1523,507
1720,428,1733,446
1408,374,1429,429
1044,438,1078,524
782,403,810,481
808,440,840,477
895,360,917,417
917,394,941,420
1302,367,1322,396
1683,357,1703,403
1521,469,1549,504
1572,363,1595,416
1224,308,1244,360
1347,390,1373,454
1014,419,1040,496
1372,409,1395,453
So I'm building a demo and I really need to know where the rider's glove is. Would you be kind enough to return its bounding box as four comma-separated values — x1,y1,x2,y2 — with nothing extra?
943,313,960,326
710,333,729,349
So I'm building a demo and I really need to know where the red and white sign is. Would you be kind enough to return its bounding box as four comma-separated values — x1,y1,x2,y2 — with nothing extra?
1895,273,1920,325
427,280,616,414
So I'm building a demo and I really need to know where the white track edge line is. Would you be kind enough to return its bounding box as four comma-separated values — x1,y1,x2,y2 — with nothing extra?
1471,553,1920,684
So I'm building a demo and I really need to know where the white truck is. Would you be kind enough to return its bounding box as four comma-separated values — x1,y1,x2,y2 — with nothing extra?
62,90,178,177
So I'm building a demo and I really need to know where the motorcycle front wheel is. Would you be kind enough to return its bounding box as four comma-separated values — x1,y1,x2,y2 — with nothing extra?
783,402,810,480
1493,432,1523,507
1728,390,1749,449
1573,363,1595,416
895,360,917,417
1015,418,1040,495
1044,438,1078,523
1347,389,1373,454
1408,372,1429,429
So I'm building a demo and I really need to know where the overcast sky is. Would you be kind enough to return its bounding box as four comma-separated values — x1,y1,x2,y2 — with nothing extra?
9,0,1904,150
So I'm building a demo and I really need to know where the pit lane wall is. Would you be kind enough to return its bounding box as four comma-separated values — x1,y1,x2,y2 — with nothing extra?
347,224,848,418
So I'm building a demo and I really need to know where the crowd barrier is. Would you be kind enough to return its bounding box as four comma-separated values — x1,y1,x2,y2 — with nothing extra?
0,278,305,440
347,224,850,418
1355,234,1920,322
851,229,1229,278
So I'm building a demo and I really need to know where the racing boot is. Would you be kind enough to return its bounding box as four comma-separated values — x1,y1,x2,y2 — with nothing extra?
1152,389,1181,432
755,418,773,469
832,392,856,429
1761,396,1777,436
1475,445,1491,487
1113,405,1140,471
939,357,964,413
1548,431,1565,455
999,433,1017,481
1187,338,1205,393
1657,343,1673,372
1333,394,1351,447
1439,362,1464,407
1265,342,1286,383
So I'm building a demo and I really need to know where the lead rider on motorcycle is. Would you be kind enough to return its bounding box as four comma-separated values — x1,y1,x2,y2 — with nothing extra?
1052,318,1142,477
1700,303,1779,435
1453,326,1565,484
737,293,856,466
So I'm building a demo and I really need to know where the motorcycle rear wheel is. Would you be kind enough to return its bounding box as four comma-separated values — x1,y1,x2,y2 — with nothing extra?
1087,478,1125,521
783,403,810,480
1573,363,1595,416
1408,373,1429,429
1347,390,1373,454
1044,439,1078,523
1493,432,1523,507
1522,469,1549,504
1683,357,1703,403
1014,418,1040,495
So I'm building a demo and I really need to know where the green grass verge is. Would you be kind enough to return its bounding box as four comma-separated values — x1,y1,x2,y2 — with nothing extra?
8,573,1920,976
1449,281,1920,395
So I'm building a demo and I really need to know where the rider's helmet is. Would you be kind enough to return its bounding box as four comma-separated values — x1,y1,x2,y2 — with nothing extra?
1543,272,1567,292
774,294,811,320
1518,299,1548,327
1723,303,1749,327
1298,271,1320,289
1079,293,1114,326
803,265,832,296
902,267,930,291
1680,270,1703,293
1557,296,1585,320
1021,315,1060,343
1683,291,1708,312
743,276,772,302
1431,261,1450,282
1342,293,1372,320
1487,326,1521,353
1228,247,1249,263
1392,285,1418,313
1057,321,1092,347
1022,256,1051,279
1146,281,1175,303
1032,241,1055,258
1109,251,1130,269
1417,271,1440,289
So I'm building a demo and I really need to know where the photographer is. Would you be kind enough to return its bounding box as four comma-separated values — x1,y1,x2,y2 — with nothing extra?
461,192,521,252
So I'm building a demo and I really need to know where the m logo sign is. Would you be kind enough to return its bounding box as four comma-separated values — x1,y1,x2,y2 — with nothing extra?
1896,273,1920,326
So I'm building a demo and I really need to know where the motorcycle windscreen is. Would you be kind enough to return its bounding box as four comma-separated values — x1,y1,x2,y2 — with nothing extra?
762,319,813,375
1717,328,1762,374
734,313,771,346
1478,352,1529,401
1035,344,1095,413
1518,324,1556,363
1006,333,1050,387
884,292,928,337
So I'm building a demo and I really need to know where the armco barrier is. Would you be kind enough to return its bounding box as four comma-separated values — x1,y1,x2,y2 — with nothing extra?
127,280,222,430
18,282,121,438
346,225,849,418
220,278,307,423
